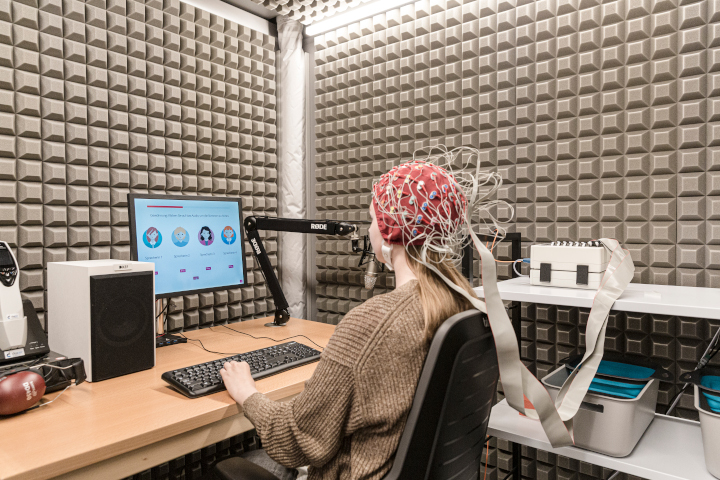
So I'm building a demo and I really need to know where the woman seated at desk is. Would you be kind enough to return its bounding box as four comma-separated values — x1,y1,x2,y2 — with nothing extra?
221,159,481,480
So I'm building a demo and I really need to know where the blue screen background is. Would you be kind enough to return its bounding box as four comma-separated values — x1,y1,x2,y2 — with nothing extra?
133,197,245,295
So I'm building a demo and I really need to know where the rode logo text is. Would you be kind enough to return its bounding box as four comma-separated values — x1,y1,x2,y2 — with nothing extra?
251,238,261,255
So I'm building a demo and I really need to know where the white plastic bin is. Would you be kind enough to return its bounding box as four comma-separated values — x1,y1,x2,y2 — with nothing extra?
541,365,658,457
680,366,720,478
695,385,720,479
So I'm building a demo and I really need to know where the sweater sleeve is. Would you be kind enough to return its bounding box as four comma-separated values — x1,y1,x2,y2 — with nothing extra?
242,356,355,468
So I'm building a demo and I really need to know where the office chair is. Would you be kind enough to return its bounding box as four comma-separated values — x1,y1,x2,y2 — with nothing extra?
214,309,499,480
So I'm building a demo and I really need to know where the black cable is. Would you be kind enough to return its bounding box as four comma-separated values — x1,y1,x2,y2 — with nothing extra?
27,355,49,367
666,334,720,415
156,299,171,320
218,324,325,351
665,384,691,415
176,333,242,356
708,342,720,363
156,300,175,338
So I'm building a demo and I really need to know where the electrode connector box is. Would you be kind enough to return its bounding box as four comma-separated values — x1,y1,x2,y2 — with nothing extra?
530,242,610,290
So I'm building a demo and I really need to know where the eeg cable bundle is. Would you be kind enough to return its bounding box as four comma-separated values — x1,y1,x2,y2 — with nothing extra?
372,146,635,447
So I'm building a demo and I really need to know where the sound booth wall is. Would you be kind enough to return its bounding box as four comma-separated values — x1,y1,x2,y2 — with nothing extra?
2,0,280,333
309,1,720,478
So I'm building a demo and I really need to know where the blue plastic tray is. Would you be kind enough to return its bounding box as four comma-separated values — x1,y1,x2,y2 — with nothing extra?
588,376,645,399
563,353,672,386
701,375,720,413
595,360,654,381
565,357,662,400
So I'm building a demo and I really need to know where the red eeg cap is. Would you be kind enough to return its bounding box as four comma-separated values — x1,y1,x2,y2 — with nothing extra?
372,161,467,246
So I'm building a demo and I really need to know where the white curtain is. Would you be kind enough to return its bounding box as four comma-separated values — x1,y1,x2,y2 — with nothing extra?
276,16,306,319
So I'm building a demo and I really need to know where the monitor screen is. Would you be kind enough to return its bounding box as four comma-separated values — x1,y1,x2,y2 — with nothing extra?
128,194,247,298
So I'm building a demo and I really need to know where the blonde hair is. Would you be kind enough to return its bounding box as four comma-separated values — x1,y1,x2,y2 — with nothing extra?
405,245,479,342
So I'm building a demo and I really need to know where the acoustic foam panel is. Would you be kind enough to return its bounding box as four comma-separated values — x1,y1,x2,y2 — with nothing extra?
247,0,370,26
2,0,279,332
312,0,720,478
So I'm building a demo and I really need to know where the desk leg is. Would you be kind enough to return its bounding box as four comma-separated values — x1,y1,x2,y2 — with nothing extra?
511,442,521,480
499,441,521,480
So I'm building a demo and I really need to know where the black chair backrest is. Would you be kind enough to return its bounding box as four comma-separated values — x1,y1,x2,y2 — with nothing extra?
383,310,499,480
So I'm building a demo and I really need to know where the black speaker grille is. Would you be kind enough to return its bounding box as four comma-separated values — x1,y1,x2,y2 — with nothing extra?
90,271,154,382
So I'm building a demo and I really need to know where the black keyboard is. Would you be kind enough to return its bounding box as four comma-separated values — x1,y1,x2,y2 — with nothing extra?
161,341,322,398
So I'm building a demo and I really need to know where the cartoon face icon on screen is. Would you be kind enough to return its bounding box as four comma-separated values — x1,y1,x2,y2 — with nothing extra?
198,226,214,246
143,227,162,248
172,227,189,247
221,226,236,245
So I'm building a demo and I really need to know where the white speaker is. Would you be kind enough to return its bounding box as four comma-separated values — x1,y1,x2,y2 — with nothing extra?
47,260,156,382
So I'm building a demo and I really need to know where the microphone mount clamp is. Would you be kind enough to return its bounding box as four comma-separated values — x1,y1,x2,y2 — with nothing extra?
354,233,384,275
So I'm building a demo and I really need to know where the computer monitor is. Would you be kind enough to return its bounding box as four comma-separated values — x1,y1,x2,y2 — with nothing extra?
128,194,248,298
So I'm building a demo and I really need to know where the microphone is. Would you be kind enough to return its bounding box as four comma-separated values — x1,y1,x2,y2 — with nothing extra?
364,257,379,290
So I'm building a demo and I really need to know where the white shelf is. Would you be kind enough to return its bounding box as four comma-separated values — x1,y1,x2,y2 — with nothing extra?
488,400,712,480
474,277,720,320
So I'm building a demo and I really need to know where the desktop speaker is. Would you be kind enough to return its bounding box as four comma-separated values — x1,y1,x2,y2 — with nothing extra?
47,260,156,382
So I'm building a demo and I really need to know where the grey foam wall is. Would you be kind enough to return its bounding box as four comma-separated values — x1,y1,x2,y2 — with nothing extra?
245,0,366,25
312,1,720,478
1,0,279,331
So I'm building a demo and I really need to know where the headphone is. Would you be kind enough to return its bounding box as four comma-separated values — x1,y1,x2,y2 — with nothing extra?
0,358,86,416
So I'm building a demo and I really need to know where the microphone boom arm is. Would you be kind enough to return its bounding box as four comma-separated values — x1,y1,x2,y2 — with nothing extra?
243,216,360,327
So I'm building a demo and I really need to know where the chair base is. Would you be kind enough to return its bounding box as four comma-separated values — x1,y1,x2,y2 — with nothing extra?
213,457,281,480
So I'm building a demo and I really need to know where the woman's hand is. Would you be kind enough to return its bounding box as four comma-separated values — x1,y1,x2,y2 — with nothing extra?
220,361,259,406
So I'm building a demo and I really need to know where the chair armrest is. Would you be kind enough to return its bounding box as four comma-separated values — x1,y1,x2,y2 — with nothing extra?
213,457,281,480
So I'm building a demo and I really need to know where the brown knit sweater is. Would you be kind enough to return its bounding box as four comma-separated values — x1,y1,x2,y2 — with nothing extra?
243,280,426,480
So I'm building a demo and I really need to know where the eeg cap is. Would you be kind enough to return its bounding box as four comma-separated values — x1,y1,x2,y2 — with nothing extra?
372,161,467,248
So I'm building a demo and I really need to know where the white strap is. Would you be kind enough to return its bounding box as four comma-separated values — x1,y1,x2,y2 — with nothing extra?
552,239,634,421
470,228,574,446
421,229,634,447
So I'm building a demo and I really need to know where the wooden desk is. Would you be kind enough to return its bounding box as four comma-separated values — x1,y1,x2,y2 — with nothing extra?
0,317,335,480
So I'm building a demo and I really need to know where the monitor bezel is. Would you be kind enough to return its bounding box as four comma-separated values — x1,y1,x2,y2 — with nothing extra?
128,193,249,299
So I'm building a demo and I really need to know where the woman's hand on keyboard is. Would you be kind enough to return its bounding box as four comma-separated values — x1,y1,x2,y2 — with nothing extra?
220,361,258,406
